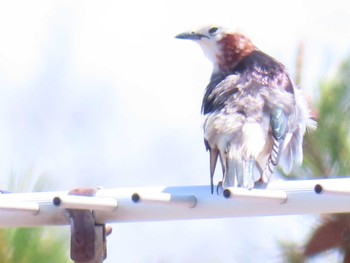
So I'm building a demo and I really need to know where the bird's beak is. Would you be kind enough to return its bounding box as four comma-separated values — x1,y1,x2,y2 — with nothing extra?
175,31,209,40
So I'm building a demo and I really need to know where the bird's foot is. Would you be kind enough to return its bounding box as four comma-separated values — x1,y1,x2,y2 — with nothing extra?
216,181,224,195
254,179,268,189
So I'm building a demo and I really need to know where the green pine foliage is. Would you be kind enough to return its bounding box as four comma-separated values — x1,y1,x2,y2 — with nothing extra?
280,56,350,262
0,169,70,263
2,227,69,263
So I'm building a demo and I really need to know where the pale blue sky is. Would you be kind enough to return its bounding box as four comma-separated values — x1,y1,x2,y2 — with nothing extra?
0,0,349,262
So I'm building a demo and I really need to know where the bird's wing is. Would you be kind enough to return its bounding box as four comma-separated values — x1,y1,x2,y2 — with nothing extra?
262,108,288,182
202,73,240,114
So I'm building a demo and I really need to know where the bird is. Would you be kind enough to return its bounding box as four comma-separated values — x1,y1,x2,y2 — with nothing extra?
175,25,316,193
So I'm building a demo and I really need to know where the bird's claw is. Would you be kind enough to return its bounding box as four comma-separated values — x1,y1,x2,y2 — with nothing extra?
254,178,268,189
216,181,223,195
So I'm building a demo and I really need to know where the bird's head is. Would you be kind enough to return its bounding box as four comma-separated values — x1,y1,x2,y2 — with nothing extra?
176,25,256,72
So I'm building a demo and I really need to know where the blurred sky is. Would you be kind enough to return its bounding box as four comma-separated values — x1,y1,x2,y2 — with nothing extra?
1,0,350,262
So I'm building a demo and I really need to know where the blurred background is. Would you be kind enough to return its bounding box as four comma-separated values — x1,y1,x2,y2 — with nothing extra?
1,0,350,262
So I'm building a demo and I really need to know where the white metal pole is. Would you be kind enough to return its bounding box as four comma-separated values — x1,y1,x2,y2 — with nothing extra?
131,192,197,208
53,195,118,211
223,187,287,203
0,200,40,214
0,178,350,228
315,183,350,195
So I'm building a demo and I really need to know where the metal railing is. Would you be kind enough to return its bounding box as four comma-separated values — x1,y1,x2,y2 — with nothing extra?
1,177,349,262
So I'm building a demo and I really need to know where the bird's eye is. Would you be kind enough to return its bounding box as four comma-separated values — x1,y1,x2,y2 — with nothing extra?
208,27,219,36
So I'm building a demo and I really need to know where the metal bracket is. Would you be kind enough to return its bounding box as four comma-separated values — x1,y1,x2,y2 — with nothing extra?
67,188,111,263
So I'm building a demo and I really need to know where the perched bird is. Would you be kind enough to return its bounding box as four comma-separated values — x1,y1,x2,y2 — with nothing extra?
176,26,316,193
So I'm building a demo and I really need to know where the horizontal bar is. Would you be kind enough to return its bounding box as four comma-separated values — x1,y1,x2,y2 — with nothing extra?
223,187,287,204
131,192,197,208
0,201,39,214
315,184,350,195
53,195,118,211
0,178,349,227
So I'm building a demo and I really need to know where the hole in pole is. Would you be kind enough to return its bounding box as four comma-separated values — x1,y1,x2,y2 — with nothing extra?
53,197,61,206
314,184,323,194
223,189,231,198
131,193,140,203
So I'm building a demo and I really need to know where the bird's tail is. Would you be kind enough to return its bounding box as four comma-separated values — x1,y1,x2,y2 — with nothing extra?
223,158,238,189
261,136,285,182
223,157,255,189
